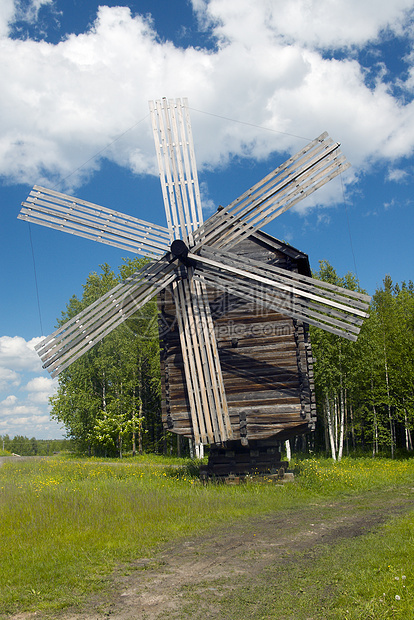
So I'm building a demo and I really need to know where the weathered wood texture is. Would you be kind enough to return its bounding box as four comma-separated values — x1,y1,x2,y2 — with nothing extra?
158,231,316,444
19,186,171,258
201,440,288,478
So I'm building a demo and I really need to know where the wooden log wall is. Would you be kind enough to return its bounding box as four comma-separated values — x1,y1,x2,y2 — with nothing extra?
158,232,317,444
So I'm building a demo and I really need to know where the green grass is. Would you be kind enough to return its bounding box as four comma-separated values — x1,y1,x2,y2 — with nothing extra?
0,454,413,617
291,454,414,495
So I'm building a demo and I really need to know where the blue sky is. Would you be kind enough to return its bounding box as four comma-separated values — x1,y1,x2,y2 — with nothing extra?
1,0,414,439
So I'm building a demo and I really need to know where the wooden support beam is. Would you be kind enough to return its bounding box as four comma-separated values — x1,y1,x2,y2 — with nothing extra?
198,246,370,308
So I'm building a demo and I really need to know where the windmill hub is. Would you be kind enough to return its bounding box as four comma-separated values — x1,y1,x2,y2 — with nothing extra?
171,239,189,259
170,239,197,269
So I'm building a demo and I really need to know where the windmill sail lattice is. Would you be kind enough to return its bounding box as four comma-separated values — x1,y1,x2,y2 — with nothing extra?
18,97,370,446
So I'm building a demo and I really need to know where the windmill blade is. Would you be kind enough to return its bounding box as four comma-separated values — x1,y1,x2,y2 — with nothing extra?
192,133,350,252
19,185,171,258
172,274,232,444
190,247,370,341
149,98,203,244
195,268,360,340
36,258,177,378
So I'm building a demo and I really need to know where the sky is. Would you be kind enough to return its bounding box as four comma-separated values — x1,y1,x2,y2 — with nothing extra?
1,0,414,439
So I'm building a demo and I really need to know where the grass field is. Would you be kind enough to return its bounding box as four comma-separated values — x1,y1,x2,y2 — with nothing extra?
0,454,413,618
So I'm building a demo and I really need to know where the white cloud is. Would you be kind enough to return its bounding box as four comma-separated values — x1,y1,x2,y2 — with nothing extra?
0,403,40,418
23,375,58,404
0,0,413,201
0,390,61,437
0,0,53,37
194,0,414,49
0,334,60,438
384,198,397,209
0,336,44,372
0,367,21,391
0,394,17,406
0,408,60,437
387,167,409,181
0,0,16,37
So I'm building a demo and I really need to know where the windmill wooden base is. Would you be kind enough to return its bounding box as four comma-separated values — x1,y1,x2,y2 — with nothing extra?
199,438,289,482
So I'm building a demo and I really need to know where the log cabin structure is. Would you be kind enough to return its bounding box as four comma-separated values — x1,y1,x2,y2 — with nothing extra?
158,230,317,477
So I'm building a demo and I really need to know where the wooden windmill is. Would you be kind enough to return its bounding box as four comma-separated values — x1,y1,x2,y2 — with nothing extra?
19,98,370,475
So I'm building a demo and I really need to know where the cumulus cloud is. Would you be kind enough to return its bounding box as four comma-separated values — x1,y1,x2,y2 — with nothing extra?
0,394,17,407
0,407,54,433
0,367,21,391
0,0,16,37
0,0,413,201
194,0,414,49
387,167,409,181
0,0,53,38
23,375,58,404
0,336,44,372
0,334,59,437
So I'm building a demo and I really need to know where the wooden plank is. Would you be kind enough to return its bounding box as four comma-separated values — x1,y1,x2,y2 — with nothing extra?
18,212,163,258
37,257,170,353
189,279,222,442
182,97,203,229
218,153,349,250
20,199,169,250
206,136,340,241
161,98,190,245
194,246,369,312
201,244,370,306
19,206,169,258
180,274,233,444
180,276,218,443
201,134,334,240
149,98,203,243
192,252,367,318
196,278,233,441
149,100,176,241
172,279,204,444
208,271,364,336
45,270,177,377
194,270,359,340
29,185,170,233
168,98,200,243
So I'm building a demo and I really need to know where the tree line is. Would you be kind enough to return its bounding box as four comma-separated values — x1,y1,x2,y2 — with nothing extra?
49,257,170,457
0,435,71,456
47,258,413,458
310,261,414,459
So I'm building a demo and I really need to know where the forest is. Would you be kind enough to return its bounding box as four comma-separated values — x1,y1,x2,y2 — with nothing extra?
310,261,413,459
18,257,413,459
0,436,71,456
